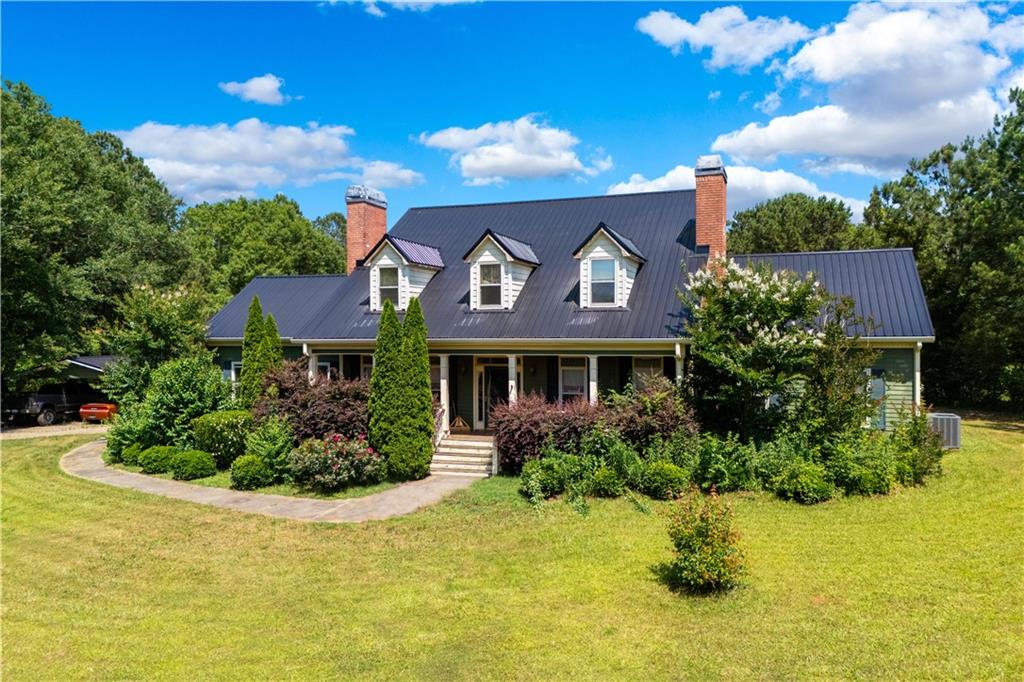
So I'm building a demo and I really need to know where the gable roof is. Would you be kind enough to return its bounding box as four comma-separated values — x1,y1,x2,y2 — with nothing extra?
462,229,540,266
573,222,646,262
364,234,445,269
207,190,934,343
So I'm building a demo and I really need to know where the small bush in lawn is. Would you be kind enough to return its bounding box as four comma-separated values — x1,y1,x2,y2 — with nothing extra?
137,445,179,474
230,454,275,490
193,410,253,469
520,457,564,504
245,416,294,482
829,434,896,496
773,459,836,504
603,376,698,450
661,489,746,593
170,450,217,481
287,434,386,493
120,442,145,467
642,460,690,500
890,410,945,485
693,433,757,492
591,466,625,498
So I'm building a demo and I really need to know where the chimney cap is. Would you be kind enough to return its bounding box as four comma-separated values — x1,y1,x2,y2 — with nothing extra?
345,185,388,208
695,154,727,181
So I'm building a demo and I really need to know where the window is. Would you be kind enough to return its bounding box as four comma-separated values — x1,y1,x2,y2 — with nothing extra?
590,258,616,305
479,263,502,307
360,355,373,380
560,357,587,403
869,369,887,430
632,357,663,388
379,267,399,308
230,361,242,384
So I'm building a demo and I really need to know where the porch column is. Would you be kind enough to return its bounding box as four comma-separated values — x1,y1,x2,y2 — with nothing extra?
913,342,922,407
439,354,450,434
588,355,599,405
303,344,315,384
674,342,684,383
507,355,518,404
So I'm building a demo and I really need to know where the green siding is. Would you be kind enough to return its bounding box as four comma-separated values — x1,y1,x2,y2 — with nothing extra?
213,346,241,378
875,348,915,428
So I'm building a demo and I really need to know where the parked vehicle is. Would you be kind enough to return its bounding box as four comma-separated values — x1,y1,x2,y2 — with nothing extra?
80,402,118,423
3,382,105,426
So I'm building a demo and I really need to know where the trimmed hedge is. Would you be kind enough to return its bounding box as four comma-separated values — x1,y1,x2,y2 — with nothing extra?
193,410,254,469
138,446,179,474
230,454,274,490
120,442,145,467
170,450,217,481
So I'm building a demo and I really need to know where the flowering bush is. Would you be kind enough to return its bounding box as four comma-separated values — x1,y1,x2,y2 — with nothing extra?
287,434,387,493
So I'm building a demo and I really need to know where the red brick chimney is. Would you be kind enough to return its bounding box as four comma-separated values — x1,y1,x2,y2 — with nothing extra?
345,185,388,274
695,155,727,260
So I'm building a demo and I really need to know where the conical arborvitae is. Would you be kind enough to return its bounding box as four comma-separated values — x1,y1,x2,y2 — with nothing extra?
239,296,265,407
368,300,403,463
387,297,435,480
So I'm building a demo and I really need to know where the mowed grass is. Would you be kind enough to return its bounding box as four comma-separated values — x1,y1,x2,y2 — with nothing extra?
2,419,1022,680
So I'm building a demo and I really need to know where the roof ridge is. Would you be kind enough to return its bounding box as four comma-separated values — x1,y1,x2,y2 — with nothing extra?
251,273,346,279
734,247,914,257
407,188,695,211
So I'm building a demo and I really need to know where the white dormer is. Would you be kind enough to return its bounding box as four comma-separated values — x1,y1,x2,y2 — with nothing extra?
364,235,444,311
573,222,645,309
462,231,540,311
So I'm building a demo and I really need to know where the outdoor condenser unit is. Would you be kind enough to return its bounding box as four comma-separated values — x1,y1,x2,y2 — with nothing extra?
928,413,961,449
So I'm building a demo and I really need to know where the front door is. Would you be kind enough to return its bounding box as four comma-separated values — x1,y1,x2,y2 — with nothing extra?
475,361,509,430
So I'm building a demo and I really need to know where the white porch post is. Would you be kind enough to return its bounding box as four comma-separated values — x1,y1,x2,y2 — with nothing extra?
439,354,450,434
588,354,599,405
914,342,922,408
507,355,518,404
303,344,315,384
674,342,684,383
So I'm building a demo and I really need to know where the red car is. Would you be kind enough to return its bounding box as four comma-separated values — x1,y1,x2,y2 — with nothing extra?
80,403,117,422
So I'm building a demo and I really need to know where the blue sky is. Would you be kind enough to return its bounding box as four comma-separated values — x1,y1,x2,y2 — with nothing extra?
3,1,1022,225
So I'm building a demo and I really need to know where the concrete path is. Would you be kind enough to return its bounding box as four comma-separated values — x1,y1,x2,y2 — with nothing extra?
60,441,481,523
2,422,109,441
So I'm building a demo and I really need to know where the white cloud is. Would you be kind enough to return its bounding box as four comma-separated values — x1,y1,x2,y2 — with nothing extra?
119,118,422,203
988,14,1024,53
418,114,611,185
707,90,721,101
606,163,867,220
361,0,476,17
999,65,1024,103
218,73,294,105
635,6,811,71
754,91,782,114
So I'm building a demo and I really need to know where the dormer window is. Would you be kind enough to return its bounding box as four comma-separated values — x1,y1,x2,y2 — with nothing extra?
590,258,616,305
379,266,399,306
479,263,503,307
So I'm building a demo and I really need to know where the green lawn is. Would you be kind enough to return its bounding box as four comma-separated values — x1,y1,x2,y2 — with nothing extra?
111,463,397,500
3,418,1022,680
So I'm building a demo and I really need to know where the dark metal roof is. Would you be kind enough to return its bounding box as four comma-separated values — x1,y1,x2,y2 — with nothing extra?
365,234,444,269
207,191,933,343
67,355,118,371
572,222,646,262
462,230,540,266
732,249,934,339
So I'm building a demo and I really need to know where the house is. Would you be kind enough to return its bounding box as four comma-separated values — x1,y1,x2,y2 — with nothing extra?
207,155,933,457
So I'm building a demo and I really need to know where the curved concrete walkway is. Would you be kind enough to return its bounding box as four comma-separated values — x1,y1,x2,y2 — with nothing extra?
60,441,481,523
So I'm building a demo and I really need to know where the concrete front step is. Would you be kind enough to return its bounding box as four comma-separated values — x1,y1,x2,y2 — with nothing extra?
436,447,493,458
434,435,495,477
430,462,491,475
432,453,492,464
430,470,489,478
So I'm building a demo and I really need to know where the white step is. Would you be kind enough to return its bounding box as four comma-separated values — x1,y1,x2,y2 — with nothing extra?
437,444,494,456
429,461,491,474
430,470,490,478
432,453,492,464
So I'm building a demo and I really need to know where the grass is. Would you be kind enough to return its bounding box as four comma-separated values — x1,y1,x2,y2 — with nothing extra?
110,463,397,500
2,418,1022,680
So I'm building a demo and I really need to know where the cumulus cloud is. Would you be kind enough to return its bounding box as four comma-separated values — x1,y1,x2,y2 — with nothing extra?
218,73,294,105
754,91,782,114
606,163,866,220
418,114,612,185
119,118,422,203
361,0,476,18
712,2,1021,175
635,6,811,71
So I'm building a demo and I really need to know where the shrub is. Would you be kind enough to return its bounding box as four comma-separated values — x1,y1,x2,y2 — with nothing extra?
550,398,605,455
239,296,265,408
144,353,231,448
245,416,294,482
642,460,690,500
751,434,811,491
137,445,179,474
890,410,944,485
492,395,603,473
693,433,757,492
287,434,387,492
230,454,274,490
774,459,836,504
193,410,254,469
106,402,153,461
170,450,217,481
591,466,625,498
648,428,701,478
603,376,698,450
661,490,745,593
368,300,403,457
120,442,145,467
520,457,565,503
254,360,369,442
828,434,896,496
383,297,435,482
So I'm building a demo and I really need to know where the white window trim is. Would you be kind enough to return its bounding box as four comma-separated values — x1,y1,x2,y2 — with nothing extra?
230,361,242,383
377,265,401,311
360,355,374,380
477,262,505,309
558,356,588,404
588,257,618,308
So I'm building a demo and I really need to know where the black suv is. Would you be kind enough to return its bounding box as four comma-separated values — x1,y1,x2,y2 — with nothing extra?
3,382,104,426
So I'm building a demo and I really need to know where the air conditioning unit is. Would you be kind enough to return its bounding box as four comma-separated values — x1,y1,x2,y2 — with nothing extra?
928,413,961,449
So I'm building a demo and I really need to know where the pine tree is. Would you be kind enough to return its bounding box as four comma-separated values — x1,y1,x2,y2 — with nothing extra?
368,300,403,462
387,297,435,480
239,296,265,407
261,313,283,369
